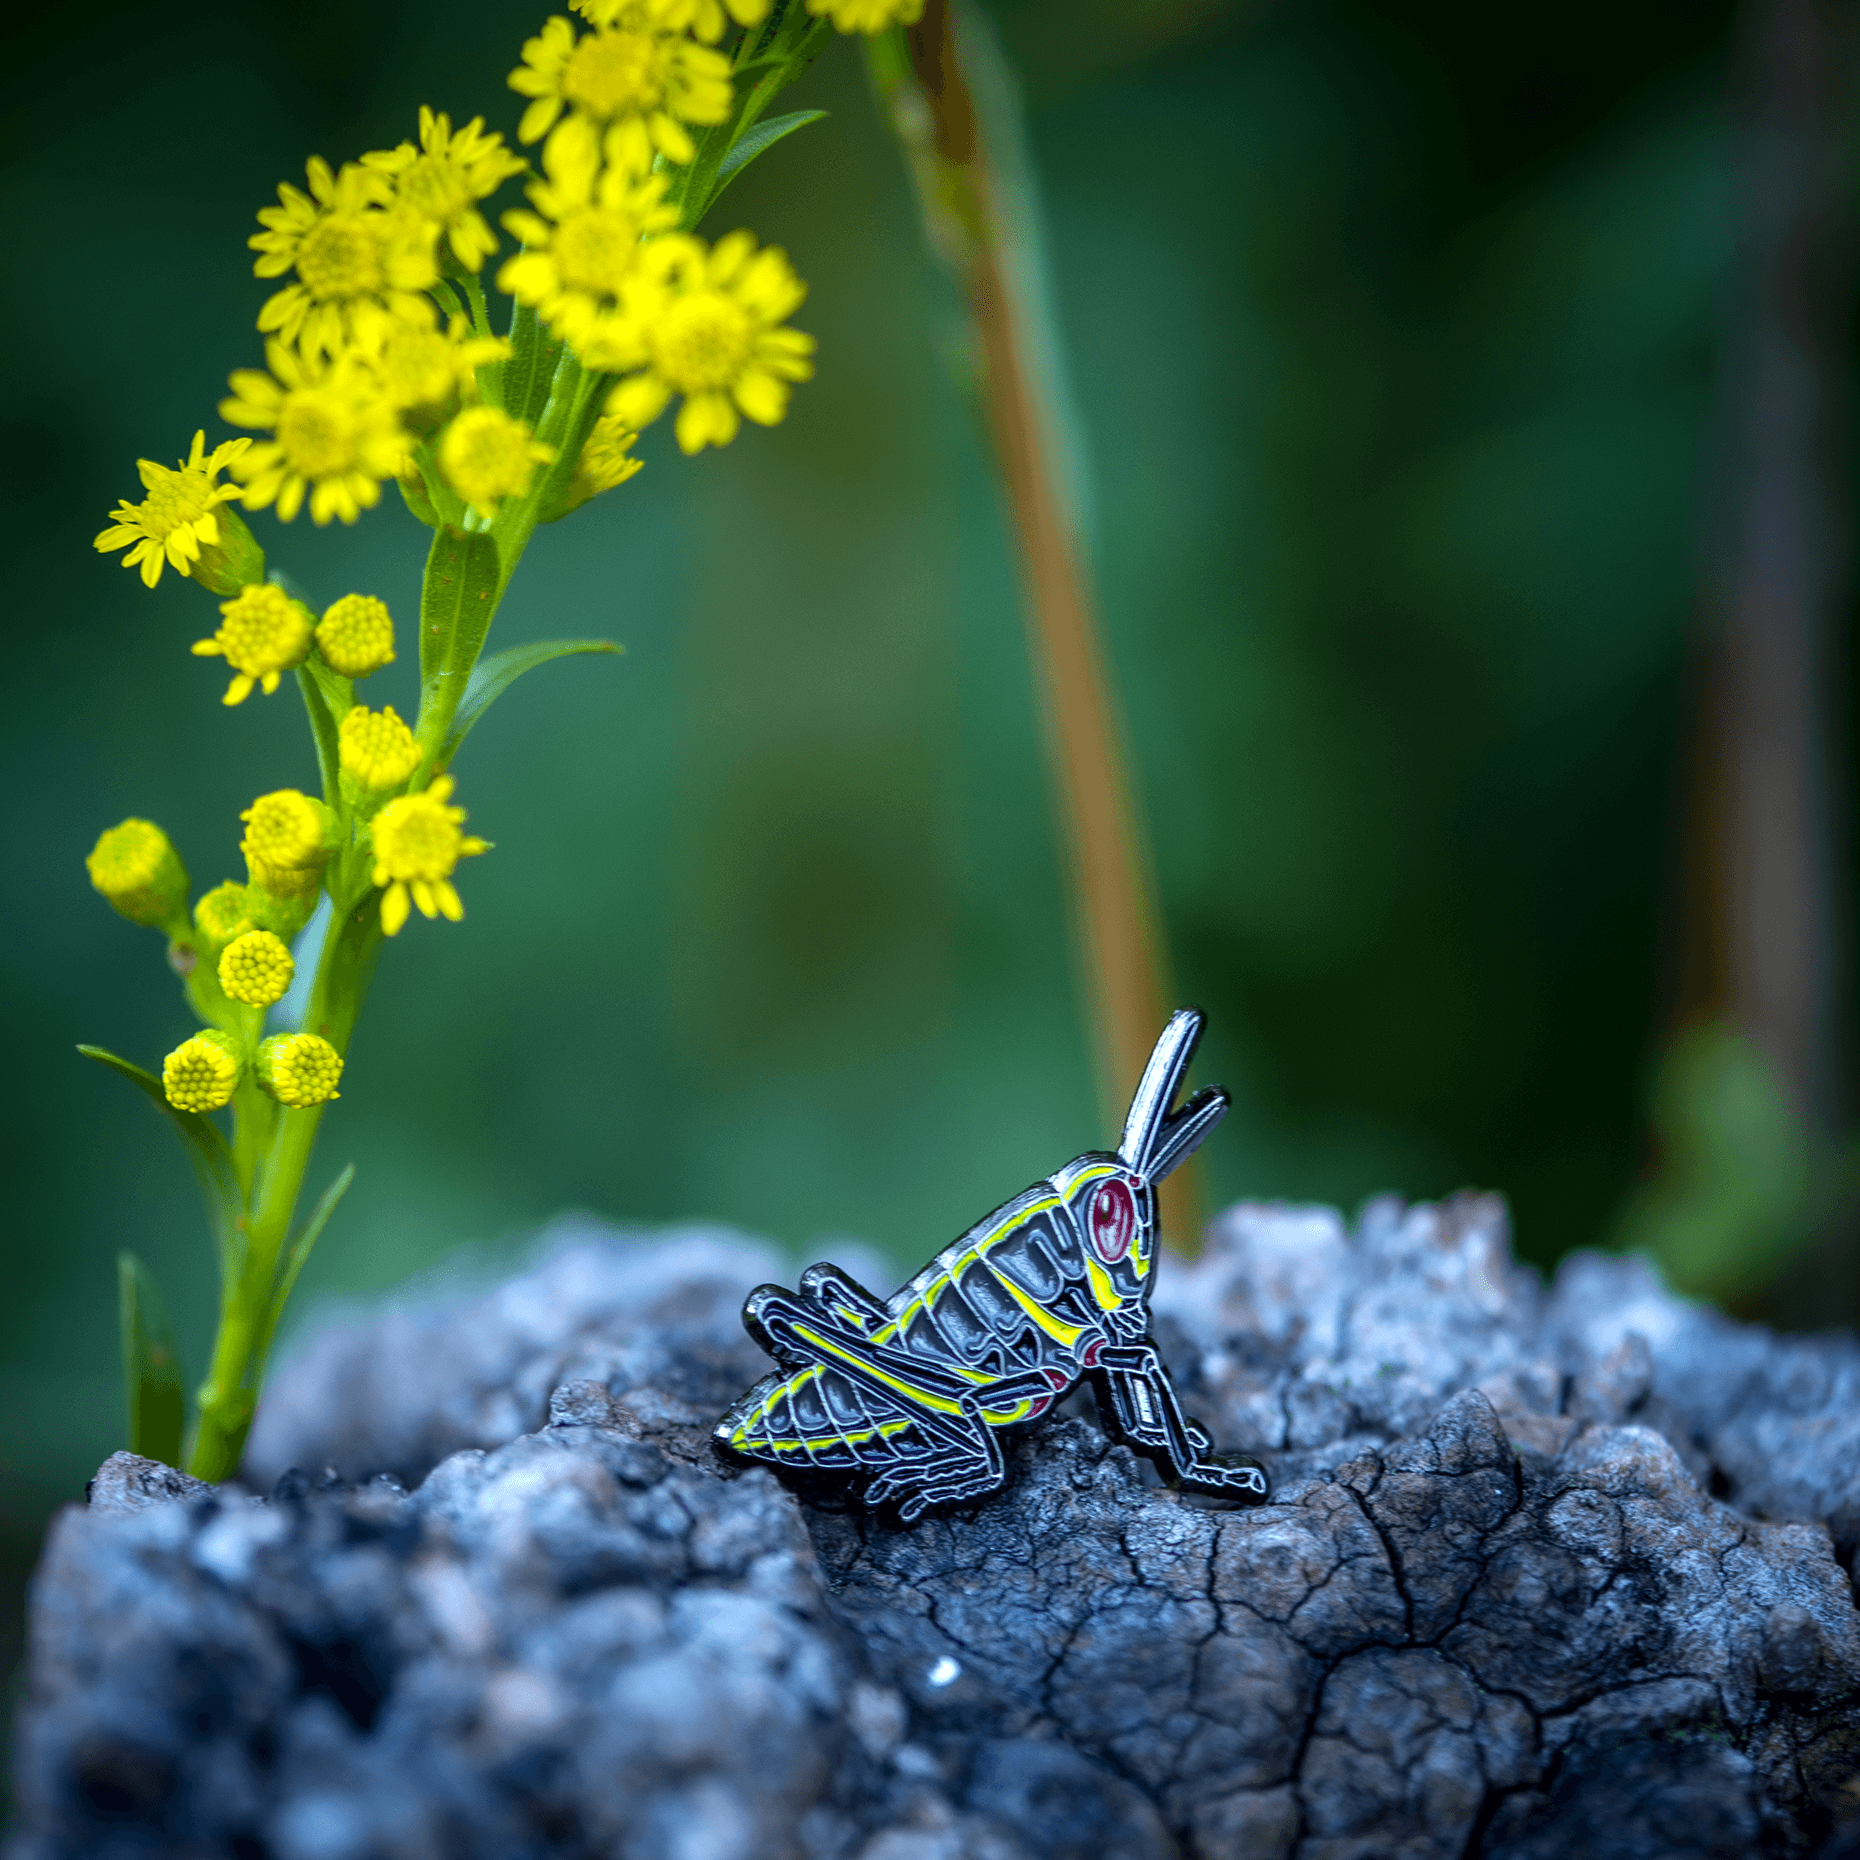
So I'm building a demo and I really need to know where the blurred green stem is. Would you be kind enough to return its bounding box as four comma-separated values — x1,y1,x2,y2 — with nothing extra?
186,896,381,1480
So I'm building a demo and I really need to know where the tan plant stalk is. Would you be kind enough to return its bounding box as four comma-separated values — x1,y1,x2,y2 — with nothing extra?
868,1,1204,1246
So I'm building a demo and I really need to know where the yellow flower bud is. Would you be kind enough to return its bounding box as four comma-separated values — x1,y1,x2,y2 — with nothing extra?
218,930,295,1007
255,1033,343,1107
192,583,313,705
316,594,396,679
87,819,190,930
339,704,421,792
162,1030,242,1112
370,774,489,936
555,412,642,518
438,406,553,518
240,789,337,879
193,882,254,949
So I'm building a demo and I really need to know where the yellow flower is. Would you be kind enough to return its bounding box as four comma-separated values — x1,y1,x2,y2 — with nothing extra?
602,230,815,453
192,582,314,705
438,406,554,518
339,704,421,791
218,930,295,1007
162,1031,242,1114
194,882,254,949
371,775,489,936
806,0,923,29
560,411,643,513
508,14,732,166
87,819,189,929
241,789,337,886
221,342,410,525
498,118,677,351
577,0,770,45
255,1033,344,1107
250,157,440,358
362,109,525,271
93,432,259,592
315,594,396,678
362,315,509,421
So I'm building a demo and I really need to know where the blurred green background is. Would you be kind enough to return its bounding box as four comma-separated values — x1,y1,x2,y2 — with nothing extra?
0,0,1771,1707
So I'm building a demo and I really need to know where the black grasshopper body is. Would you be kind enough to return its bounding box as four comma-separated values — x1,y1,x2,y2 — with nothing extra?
714,1009,1269,1521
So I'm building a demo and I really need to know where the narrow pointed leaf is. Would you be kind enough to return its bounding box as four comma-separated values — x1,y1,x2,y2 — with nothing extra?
418,527,505,745
716,110,827,194
295,661,350,809
496,297,566,429
119,1251,185,1467
257,1163,355,1373
441,639,622,763
79,1047,243,1252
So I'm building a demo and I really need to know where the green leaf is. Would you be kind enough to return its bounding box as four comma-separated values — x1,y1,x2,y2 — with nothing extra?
118,1251,185,1467
677,105,829,231
441,639,623,764
496,297,565,428
417,527,505,753
716,109,827,194
256,1163,355,1375
79,1048,244,1267
295,660,351,810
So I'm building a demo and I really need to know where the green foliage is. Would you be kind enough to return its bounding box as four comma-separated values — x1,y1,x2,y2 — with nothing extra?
77,1047,245,1270
117,1253,183,1468
712,110,830,206
1614,1023,1816,1306
443,640,622,764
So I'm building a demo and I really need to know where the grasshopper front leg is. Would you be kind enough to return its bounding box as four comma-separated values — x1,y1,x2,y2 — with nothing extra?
1093,1344,1268,1503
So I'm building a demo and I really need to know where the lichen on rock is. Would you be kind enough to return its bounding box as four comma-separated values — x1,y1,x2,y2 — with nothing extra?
11,1198,1860,1858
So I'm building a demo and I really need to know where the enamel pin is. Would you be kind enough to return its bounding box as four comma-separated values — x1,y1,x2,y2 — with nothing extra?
714,1009,1270,1521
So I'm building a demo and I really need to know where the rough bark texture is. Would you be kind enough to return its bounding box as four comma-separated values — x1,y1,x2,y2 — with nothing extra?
12,1198,1860,1859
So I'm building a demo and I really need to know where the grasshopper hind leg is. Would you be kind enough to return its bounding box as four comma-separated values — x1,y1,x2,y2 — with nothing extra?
864,1434,1005,1523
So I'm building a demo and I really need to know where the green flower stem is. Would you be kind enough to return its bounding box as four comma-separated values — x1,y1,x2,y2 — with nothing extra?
185,893,381,1482
414,352,608,777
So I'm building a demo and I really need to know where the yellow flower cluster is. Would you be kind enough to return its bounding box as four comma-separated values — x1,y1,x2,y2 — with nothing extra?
93,434,258,592
192,583,314,705
339,705,422,792
88,0,868,1125
163,1031,243,1114
499,119,815,455
214,110,529,530
87,819,190,930
219,930,296,1008
373,776,490,936
257,1033,345,1107
315,594,397,678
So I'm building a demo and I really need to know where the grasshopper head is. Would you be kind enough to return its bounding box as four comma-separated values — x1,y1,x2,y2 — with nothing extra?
1054,1008,1231,1312
1054,1156,1160,1313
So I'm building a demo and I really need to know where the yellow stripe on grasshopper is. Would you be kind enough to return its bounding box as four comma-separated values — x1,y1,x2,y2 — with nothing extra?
978,1397,1036,1425
794,1323,969,1417
1085,1255,1123,1312
991,1271,1086,1345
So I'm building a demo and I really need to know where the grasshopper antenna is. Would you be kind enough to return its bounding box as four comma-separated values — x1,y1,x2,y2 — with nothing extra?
1120,1008,1226,1183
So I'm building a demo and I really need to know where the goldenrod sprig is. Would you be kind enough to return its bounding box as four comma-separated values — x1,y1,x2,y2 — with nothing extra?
81,0,852,1487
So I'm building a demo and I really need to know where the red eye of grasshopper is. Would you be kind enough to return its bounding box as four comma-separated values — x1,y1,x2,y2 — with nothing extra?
1089,1178,1135,1263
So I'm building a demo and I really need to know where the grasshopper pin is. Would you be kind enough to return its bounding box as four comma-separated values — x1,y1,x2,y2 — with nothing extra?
714,1009,1269,1521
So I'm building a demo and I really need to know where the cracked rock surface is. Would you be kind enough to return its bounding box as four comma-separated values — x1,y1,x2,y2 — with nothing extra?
13,1198,1860,1858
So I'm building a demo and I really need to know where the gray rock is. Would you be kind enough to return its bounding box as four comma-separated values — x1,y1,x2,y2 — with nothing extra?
12,1196,1860,1858
85,1453,214,1515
